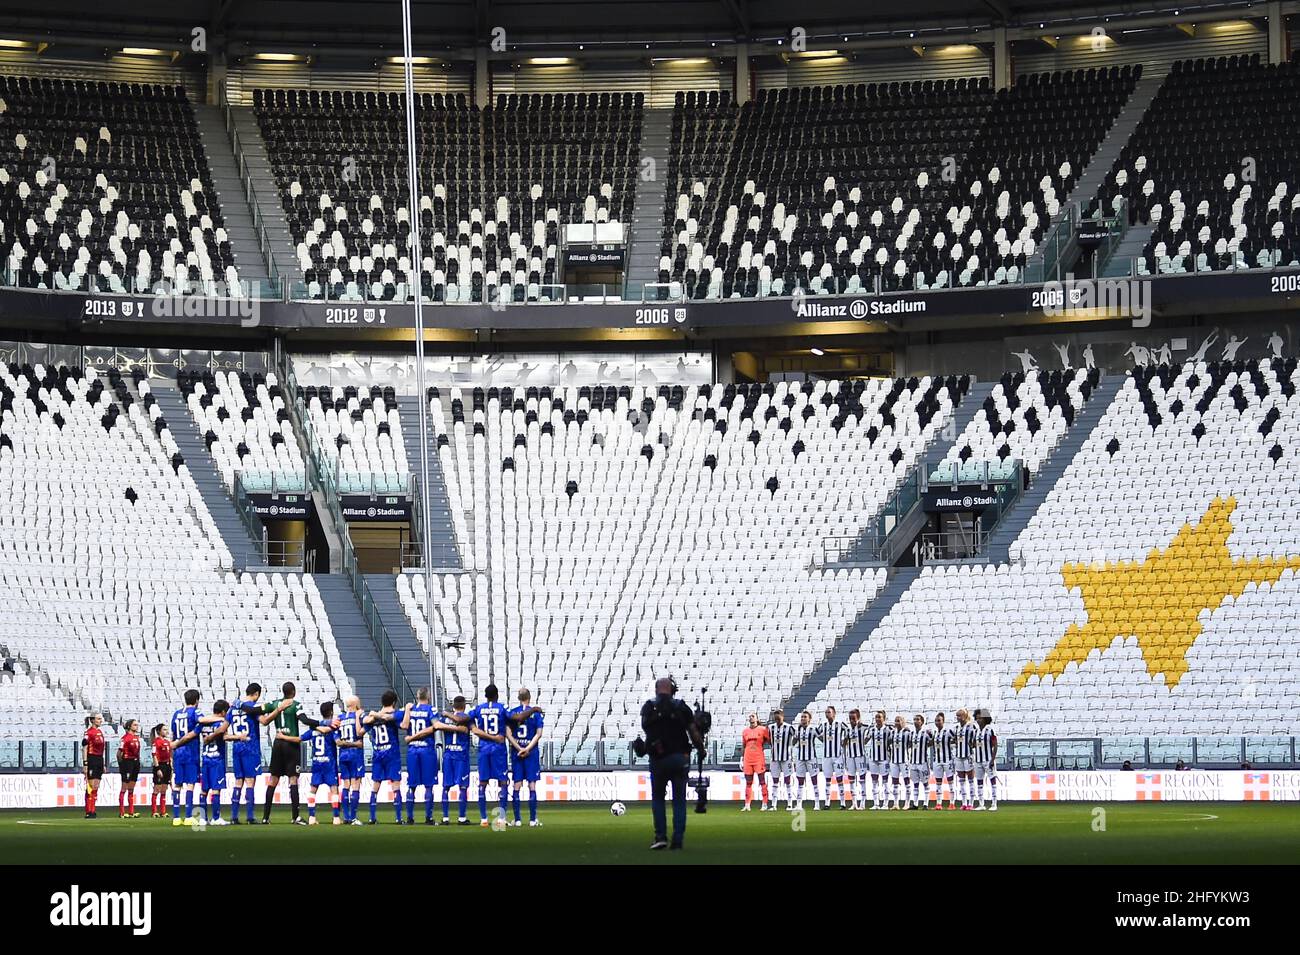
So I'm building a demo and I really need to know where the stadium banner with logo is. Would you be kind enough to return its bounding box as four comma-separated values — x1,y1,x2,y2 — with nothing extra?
922,490,1001,512
4,769,1298,809
245,493,313,520
340,494,411,522
563,248,626,268
5,267,1300,335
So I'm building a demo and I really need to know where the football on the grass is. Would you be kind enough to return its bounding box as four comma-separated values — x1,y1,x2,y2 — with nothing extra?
610,802,626,816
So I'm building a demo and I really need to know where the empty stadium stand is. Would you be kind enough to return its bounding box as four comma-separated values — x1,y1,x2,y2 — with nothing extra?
657,68,1137,298
255,88,641,303
0,360,349,729
0,77,240,294
387,376,967,760
813,358,1300,738
1089,54,1300,274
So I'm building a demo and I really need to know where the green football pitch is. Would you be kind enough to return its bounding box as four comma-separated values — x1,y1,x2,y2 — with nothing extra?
2,802,1298,864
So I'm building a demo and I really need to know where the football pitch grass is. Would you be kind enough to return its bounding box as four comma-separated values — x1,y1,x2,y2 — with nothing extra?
2,802,1298,864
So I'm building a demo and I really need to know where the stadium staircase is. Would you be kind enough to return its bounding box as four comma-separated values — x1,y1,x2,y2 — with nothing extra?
1027,69,1165,281
832,381,995,566
192,105,273,288
982,373,1125,563
395,395,462,569
782,567,922,715
311,574,390,706
624,108,674,296
363,573,449,701
227,106,304,287
149,382,263,566
1100,223,1156,277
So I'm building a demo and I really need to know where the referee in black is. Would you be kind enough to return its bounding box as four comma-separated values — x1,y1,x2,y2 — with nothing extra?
639,677,705,851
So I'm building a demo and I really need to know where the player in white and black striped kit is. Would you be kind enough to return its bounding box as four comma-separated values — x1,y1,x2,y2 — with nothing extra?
792,711,820,811
973,709,999,811
908,714,934,810
767,709,798,810
889,715,911,809
865,710,892,810
931,712,957,810
952,707,979,810
842,709,868,810
815,706,848,810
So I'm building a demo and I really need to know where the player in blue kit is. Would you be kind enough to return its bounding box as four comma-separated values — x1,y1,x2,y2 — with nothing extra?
438,696,473,825
199,700,232,826
229,683,291,825
447,684,544,827
401,687,465,825
507,687,545,828
363,691,405,824
295,702,341,826
336,697,366,825
168,688,225,826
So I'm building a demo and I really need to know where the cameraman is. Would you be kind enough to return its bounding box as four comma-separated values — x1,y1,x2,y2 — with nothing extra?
638,677,705,851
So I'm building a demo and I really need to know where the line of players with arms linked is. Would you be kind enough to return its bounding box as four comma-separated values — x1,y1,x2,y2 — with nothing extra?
739,706,1000,812
79,681,546,828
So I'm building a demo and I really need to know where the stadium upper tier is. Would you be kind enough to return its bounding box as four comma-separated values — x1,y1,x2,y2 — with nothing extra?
4,56,1300,308
0,76,238,295
1088,55,1300,274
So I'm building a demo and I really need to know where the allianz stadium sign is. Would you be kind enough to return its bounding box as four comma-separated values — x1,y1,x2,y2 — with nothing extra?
1,267,1297,335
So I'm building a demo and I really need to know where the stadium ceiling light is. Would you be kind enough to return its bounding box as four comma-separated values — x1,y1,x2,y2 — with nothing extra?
810,347,826,356
0,38,34,48
792,49,840,59
121,47,170,57
388,55,435,65
528,56,574,65
253,52,306,62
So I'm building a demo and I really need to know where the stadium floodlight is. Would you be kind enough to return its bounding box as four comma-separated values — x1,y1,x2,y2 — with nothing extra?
399,0,445,713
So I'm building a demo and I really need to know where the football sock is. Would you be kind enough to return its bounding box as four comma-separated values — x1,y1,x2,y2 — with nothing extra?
441,788,451,819
459,788,468,819
369,791,378,822
245,786,255,821
512,788,522,822
744,779,752,806
119,790,126,815
425,790,434,822
406,788,416,823
185,789,194,818
263,785,275,821
289,784,300,819
528,788,538,822
393,789,403,821
478,788,488,820
499,784,509,815
309,801,316,819
230,787,241,820
977,780,985,804
991,779,999,803
334,797,341,821
171,789,180,819
760,778,769,803
212,793,221,819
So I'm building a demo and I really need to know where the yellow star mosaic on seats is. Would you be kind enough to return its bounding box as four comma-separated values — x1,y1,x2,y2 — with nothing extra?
1014,497,1300,691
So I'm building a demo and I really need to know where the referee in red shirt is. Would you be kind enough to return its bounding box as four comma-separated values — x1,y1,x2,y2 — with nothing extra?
117,719,142,818
82,714,106,819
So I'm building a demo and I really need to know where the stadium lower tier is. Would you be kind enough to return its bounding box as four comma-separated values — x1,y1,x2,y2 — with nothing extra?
2,357,1298,763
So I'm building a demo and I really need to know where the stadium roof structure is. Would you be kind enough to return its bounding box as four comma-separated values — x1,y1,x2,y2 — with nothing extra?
0,1,1273,58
